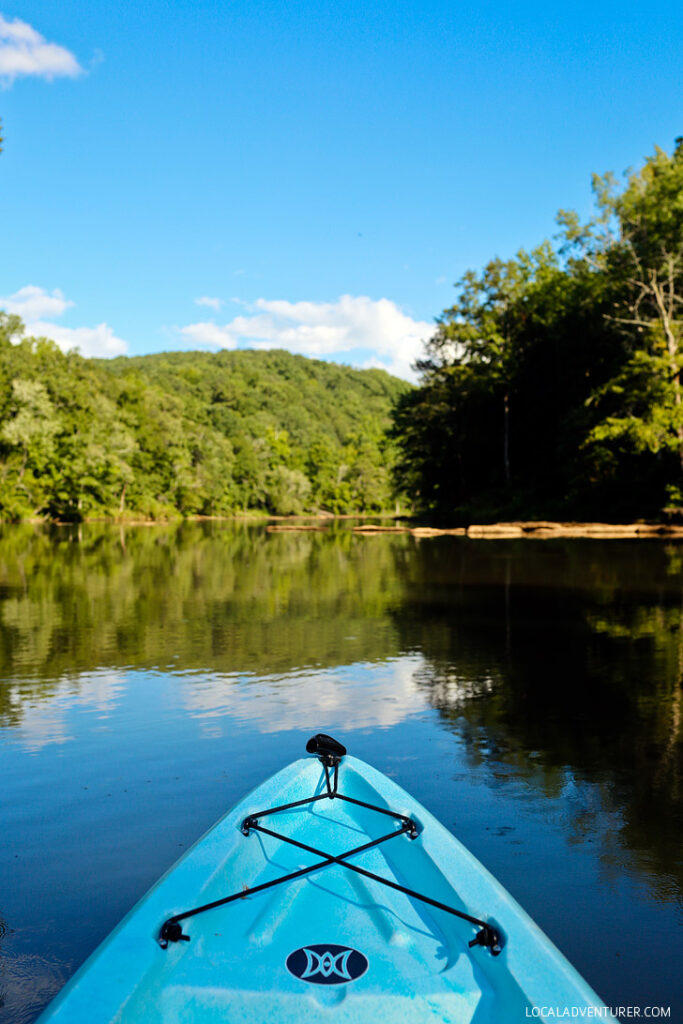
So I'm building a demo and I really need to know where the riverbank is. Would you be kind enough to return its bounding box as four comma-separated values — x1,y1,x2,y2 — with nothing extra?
267,520,683,538
464,521,683,538
359,521,683,538
6,515,683,538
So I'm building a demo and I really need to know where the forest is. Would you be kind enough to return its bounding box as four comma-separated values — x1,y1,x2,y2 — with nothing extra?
392,139,683,522
0,328,408,521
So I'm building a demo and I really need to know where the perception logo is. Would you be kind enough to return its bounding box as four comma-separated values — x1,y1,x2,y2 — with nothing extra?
286,944,369,985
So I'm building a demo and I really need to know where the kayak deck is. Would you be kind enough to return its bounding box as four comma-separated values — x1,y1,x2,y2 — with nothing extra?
38,742,604,1023
159,735,499,957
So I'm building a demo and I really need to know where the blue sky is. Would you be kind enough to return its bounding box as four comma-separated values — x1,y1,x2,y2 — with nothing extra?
1,1,682,379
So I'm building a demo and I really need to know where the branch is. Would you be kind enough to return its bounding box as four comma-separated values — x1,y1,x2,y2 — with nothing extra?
606,315,654,328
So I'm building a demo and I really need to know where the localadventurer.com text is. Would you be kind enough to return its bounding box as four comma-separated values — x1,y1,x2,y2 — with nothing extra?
525,1009,670,1019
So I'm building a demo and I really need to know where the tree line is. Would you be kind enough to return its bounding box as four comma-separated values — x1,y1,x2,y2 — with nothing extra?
0,325,408,521
392,139,683,522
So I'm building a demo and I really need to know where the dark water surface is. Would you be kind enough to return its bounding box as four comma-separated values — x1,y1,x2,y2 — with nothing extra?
0,523,681,1022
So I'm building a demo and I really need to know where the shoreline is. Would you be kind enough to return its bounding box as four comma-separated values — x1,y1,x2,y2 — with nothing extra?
362,521,683,538
5,515,683,538
458,521,683,538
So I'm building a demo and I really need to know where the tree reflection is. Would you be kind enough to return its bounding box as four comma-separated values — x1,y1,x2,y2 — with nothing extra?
391,538,683,898
0,522,409,720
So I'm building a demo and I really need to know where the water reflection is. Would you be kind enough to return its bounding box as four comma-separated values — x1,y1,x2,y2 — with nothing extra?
0,522,408,684
1,526,681,877
391,539,683,905
3,671,126,753
0,525,682,1020
178,657,427,735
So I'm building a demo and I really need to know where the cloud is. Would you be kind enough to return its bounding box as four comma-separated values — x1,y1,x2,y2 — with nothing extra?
182,320,239,349
28,320,128,358
0,284,73,319
194,295,223,311
0,15,83,85
0,285,128,358
180,295,433,380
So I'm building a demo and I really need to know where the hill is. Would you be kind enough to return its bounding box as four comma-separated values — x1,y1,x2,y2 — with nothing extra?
0,316,410,521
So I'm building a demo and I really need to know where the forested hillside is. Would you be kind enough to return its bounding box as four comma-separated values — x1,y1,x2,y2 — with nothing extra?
0,321,409,521
392,139,683,522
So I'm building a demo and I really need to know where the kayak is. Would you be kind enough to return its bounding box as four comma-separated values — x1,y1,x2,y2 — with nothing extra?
37,734,604,1022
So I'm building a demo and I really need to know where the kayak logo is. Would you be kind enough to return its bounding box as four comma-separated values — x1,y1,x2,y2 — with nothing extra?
286,944,368,985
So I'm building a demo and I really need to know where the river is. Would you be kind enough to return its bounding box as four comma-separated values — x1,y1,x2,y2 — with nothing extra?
0,522,681,1022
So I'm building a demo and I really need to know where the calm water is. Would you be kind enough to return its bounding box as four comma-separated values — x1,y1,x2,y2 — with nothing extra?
0,522,681,1022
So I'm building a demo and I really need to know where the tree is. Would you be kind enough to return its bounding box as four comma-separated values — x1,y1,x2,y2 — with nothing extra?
266,466,311,515
0,313,23,348
421,258,521,487
569,142,683,504
2,379,59,478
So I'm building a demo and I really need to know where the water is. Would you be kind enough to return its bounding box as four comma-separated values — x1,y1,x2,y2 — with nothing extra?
0,522,681,1022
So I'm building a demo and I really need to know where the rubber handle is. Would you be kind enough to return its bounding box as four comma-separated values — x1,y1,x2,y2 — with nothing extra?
306,734,347,758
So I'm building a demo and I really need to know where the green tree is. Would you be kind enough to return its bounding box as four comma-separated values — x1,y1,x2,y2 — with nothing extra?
2,379,59,480
266,465,312,515
567,142,683,507
420,255,540,487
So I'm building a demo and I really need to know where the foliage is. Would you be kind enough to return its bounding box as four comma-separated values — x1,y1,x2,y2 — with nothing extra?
392,139,683,521
0,328,409,521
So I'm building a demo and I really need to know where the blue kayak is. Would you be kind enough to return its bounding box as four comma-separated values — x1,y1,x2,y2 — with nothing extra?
37,735,604,1022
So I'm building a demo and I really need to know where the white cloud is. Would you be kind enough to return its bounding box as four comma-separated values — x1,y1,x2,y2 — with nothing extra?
28,320,128,358
182,320,239,349
195,295,223,311
0,284,73,320
0,15,83,85
180,295,433,380
0,285,128,357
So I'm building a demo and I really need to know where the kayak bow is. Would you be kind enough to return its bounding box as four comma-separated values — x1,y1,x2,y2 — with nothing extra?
37,734,605,1022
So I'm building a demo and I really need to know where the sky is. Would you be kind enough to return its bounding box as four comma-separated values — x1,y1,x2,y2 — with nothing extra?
1,1,682,380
